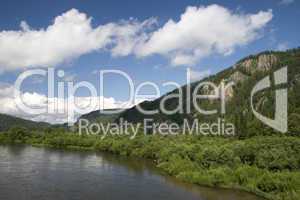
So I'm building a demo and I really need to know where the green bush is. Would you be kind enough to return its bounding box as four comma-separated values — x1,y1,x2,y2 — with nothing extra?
1,130,300,200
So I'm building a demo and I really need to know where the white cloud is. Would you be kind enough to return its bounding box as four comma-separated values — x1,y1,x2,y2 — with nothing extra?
0,83,145,124
110,18,157,57
279,0,294,5
0,6,273,71
276,42,289,51
189,69,211,81
135,5,273,66
0,9,154,72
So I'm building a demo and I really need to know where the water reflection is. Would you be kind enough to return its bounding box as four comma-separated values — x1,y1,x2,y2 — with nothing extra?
0,146,264,200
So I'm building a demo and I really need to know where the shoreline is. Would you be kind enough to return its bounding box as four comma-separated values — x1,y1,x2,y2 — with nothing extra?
1,134,299,200
2,142,269,200
24,143,273,200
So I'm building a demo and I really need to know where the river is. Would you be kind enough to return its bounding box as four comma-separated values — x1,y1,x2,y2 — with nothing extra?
0,146,263,200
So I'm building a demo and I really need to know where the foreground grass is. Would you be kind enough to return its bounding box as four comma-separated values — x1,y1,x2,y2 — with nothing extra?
1,131,300,200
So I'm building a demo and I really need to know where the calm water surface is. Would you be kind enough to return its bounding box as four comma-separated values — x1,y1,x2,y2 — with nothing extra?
0,146,264,200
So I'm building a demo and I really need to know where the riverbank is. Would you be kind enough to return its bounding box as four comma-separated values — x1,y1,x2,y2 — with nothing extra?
0,131,299,200
0,145,265,200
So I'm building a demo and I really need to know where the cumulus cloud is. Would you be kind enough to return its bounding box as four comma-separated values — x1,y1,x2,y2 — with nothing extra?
0,9,155,72
0,6,273,71
136,5,273,66
110,18,157,57
0,83,145,124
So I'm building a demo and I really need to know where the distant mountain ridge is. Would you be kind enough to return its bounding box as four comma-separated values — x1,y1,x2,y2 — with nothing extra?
115,48,300,136
0,113,50,132
77,109,124,124
2,48,300,137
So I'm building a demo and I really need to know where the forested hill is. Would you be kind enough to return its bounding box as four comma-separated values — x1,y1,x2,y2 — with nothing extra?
0,113,50,132
2,48,300,137
117,48,300,137
76,109,124,124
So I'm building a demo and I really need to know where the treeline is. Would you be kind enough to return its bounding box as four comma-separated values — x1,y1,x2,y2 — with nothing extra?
0,113,50,132
116,48,300,137
0,127,299,200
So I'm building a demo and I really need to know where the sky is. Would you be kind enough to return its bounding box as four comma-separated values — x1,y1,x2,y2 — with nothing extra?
0,0,299,123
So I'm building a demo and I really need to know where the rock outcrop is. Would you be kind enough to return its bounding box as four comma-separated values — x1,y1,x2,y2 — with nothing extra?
257,54,278,71
229,71,248,83
200,79,235,101
238,54,278,74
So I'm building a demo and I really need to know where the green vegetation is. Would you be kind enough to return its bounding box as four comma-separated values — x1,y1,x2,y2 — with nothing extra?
0,113,50,132
76,109,123,125
117,48,300,137
1,49,300,200
1,128,299,200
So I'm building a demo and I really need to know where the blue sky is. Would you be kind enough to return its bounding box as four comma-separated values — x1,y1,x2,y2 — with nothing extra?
0,0,299,123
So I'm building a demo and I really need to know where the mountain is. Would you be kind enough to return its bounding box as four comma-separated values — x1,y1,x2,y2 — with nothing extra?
77,109,124,124
116,48,300,137
0,113,50,132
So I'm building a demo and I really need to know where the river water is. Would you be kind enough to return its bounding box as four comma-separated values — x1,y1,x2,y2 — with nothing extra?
0,146,263,200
